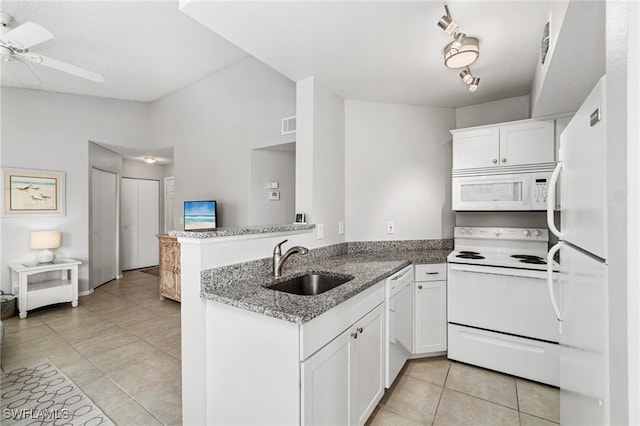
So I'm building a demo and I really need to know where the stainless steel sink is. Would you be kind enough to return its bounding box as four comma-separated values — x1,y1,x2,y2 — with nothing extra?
267,273,353,296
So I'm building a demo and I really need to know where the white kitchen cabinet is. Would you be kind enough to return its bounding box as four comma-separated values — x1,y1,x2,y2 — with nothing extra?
413,264,447,354
452,119,555,170
202,279,385,426
302,303,384,426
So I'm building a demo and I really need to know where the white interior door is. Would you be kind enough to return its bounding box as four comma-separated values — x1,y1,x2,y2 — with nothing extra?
164,176,175,233
137,179,159,268
120,178,138,270
121,178,159,270
91,168,118,287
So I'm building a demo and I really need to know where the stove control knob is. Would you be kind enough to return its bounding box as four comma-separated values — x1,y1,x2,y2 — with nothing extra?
466,228,474,235
459,228,466,235
523,229,531,237
533,230,542,238
494,228,502,236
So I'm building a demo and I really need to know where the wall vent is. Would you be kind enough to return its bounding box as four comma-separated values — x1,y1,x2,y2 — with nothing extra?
281,116,296,135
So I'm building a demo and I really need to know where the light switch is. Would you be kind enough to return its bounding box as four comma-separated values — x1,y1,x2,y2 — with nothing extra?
317,223,324,239
268,182,279,189
338,221,344,235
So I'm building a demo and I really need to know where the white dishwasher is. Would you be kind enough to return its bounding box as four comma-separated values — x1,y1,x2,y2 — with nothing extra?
385,265,414,388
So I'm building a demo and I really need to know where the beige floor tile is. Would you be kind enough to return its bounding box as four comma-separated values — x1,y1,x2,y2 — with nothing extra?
516,379,560,423
1,334,74,366
109,308,162,328
404,356,451,386
0,316,44,334
44,309,108,332
383,374,442,424
520,412,560,426
366,405,424,426
434,388,520,426
82,375,132,411
48,349,106,387
135,377,182,426
107,350,181,395
1,323,54,346
145,326,181,354
102,398,162,426
54,320,116,345
28,304,92,323
73,327,141,358
445,362,518,409
89,340,159,374
126,316,181,339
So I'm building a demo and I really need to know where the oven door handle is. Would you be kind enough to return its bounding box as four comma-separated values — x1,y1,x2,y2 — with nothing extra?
448,264,548,279
547,242,562,321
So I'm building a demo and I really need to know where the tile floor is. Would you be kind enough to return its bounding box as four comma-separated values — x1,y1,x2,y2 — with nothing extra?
1,270,182,426
367,357,560,426
1,269,559,426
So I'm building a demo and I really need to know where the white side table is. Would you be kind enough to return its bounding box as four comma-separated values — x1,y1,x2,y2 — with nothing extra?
8,258,81,319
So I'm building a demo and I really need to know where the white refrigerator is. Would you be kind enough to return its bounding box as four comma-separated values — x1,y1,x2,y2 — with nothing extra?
547,75,609,425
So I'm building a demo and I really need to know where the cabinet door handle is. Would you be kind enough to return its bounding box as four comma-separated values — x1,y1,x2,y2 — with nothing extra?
502,158,507,163
351,332,358,339
425,272,439,275
493,159,498,164
357,327,363,334
417,285,423,290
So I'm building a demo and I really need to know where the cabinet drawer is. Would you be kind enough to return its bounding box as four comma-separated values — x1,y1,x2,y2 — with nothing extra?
414,264,446,282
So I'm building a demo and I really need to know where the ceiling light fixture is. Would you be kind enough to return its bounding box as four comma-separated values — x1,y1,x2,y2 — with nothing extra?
143,156,156,164
459,67,480,93
437,3,482,91
437,4,458,35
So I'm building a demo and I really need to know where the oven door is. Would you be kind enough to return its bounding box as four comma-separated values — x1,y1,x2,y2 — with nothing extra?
452,173,532,211
447,263,559,342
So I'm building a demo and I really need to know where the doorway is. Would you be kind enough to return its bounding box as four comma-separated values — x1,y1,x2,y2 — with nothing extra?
91,168,119,288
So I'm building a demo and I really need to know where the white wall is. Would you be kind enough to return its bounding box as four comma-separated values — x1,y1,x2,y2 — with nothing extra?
1,88,149,294
250,148,295,225
296,77,346,246
455,95,530,129
150,56,296,228
345,101,455,241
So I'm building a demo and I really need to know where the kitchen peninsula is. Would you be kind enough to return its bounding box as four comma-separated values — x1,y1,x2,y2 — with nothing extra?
173,226,451,425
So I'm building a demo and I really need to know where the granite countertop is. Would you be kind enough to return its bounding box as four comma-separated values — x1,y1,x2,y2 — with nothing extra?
170,223,314,239
200,249,451,324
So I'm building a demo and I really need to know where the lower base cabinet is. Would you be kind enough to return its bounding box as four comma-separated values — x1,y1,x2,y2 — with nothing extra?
413,264,447,354
302,304,384,426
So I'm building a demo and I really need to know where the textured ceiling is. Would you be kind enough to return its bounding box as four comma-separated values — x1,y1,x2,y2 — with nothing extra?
0,1,249,102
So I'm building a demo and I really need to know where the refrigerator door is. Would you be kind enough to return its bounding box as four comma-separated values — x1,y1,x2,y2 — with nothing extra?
559,242,609,425
559,76,607,259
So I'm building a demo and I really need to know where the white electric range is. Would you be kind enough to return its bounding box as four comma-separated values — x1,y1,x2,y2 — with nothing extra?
446,226,560,386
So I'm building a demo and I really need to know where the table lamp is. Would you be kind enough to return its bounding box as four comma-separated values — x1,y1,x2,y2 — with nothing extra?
30,231,61,263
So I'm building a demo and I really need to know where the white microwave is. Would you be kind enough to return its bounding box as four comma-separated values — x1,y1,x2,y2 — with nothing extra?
452,171,552,211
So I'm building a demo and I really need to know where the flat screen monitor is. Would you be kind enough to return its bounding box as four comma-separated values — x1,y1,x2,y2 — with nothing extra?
184,200,217,231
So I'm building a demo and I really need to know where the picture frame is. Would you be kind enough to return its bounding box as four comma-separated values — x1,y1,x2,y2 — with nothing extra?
3,168,66,216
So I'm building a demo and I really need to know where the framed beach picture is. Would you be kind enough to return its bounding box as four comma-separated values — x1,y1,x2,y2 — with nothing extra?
3,168,66,216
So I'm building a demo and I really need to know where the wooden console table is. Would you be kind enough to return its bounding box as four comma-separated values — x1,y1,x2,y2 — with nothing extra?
8,259,81,319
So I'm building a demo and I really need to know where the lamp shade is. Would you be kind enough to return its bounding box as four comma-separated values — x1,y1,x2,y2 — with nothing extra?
30,231,61,249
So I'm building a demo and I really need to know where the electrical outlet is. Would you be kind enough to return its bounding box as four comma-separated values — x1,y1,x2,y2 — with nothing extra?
180,217,184,225
317,223,324,239
386,221,395,234
338,221,344,235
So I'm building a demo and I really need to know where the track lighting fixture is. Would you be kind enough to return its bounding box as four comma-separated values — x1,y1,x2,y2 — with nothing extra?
437,3,481,91
437,4,458,35
459,67,480,92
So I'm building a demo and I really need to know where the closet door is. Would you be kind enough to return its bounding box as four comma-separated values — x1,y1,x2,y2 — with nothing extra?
91,168,118,287
121,178,159,270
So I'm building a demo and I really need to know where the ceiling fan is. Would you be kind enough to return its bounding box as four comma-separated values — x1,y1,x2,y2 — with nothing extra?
0,12,104,85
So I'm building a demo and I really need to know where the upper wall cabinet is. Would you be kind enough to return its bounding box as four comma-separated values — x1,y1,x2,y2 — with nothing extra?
451,119,555,171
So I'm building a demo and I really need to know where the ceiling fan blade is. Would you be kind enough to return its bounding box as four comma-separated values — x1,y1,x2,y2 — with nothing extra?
21,52,104,83
2,22,54,49
3,57,41,86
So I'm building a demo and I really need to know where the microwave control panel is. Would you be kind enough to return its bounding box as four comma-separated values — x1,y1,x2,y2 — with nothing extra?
531,173,550,209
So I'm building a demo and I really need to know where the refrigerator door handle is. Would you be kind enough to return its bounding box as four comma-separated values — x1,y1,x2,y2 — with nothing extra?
547,242,563,322
547,162,563,238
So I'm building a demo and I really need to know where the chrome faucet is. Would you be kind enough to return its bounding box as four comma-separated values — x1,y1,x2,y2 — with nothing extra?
273,239,309,277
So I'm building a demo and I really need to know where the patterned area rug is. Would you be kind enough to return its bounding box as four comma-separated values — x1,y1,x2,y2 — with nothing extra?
1,362,114,426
